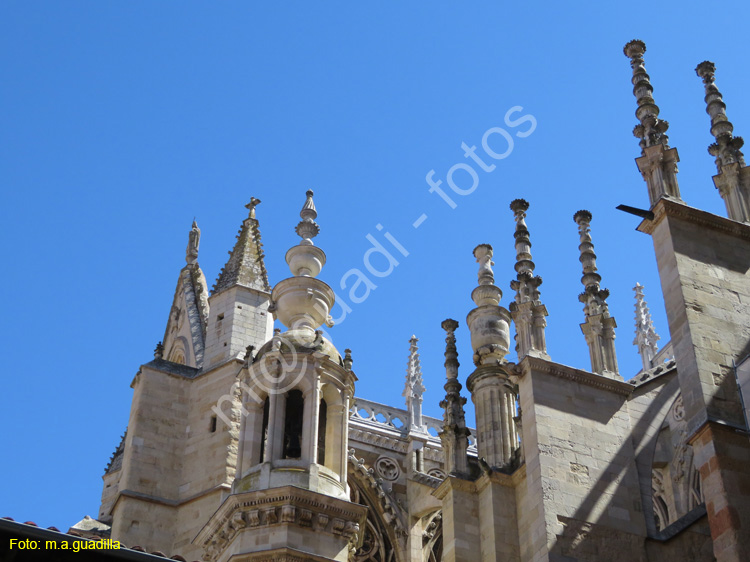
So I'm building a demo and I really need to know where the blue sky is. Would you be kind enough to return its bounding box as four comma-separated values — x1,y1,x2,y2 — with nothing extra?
2,2,748,529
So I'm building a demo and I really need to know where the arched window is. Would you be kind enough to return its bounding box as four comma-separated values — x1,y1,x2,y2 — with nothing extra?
283,390,304,459
317,399,327,465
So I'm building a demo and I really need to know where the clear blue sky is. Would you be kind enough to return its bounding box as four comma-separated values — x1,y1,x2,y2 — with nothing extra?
2,2,748,529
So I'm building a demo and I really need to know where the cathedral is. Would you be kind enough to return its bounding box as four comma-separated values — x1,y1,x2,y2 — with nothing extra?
82,40,750,562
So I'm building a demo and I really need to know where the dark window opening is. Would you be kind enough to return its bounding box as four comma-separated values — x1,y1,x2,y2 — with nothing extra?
283,390,304,459
259,397,270,463
210,416,217,433
317,399,327,465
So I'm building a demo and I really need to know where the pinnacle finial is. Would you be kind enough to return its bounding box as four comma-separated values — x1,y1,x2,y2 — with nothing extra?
186,219,201,265
510,199,536,281
295,190,320,245
633,283,660,371
624,39,670,152
404,336,426,430
441,319,460,379
343,348,353,371
245,197,261,219
696,61,745,172
471,244,502,306
574,210,611,314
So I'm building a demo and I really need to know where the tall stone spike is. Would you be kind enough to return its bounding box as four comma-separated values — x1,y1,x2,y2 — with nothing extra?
696,61,750,223
633,283,660,371
574,210,620,379
212,198,271,295
403,335,426,432
509,199,549,359
438,319,470,476
624,40,682,206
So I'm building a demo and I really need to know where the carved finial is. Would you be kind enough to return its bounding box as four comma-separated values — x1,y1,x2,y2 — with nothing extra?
633,283,660,371
574,211,619,378
154,341,164,359
404,336,426,431
245,197,261,219
574,210,603,297
441,319,460,379
509,199,548,359
696,61,745,172
295,190,320,245
624,40,670,152
186,220,201,265
471,245,502,306
343,348,353,371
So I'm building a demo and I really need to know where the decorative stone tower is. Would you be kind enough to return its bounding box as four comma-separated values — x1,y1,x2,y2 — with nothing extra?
465,244,518,470
633,283,660,371
196,191,366,562
624,39,682,207
509,199,549,360
695,60,750,223
574,210,620,379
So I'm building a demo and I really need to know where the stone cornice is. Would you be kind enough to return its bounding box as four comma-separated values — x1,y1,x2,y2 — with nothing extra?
518,356,634,396
227,547,339,562
474,462,526,493
466,363,515,393
194,485,367,559
432,475,477,500
637,197,750,240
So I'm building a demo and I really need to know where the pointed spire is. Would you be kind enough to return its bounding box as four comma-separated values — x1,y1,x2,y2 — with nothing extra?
509,199,548,359
696,61,745,172
186,220,200,265
623,40,682,206
624,40,670,151
574,211,620,378
633,283,660,371
438,319,470,476
404,335,426,432
212,198,270,295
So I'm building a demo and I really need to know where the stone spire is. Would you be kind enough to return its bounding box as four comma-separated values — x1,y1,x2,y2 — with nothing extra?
508,199,549,359
438,319,470,476
574,211,620,378
403,335,426,432
212,197,271,295
696,61,750,223
623,40,682,206
633,283,660,371
271,190,334,337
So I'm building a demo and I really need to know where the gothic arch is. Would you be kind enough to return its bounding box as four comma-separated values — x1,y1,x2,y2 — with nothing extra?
422,510,443,562
348,461,405,562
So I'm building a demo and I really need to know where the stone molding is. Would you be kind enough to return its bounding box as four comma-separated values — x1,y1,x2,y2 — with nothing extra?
194,486,367,561
637,197,750,240
518,356,634,396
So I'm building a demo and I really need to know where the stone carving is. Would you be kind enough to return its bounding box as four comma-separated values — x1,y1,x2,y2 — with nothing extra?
427,468,445,479
374,456,400,481
633,283,660,371
348,451,407,538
